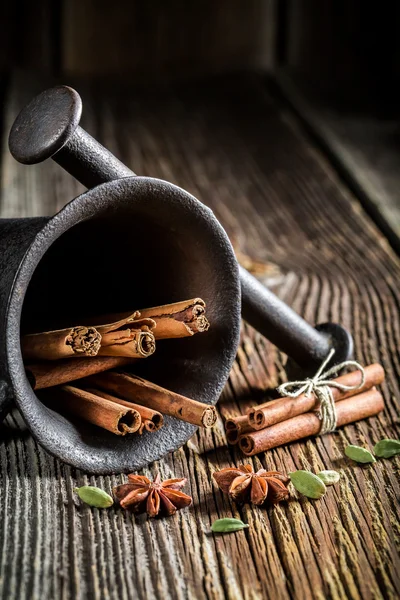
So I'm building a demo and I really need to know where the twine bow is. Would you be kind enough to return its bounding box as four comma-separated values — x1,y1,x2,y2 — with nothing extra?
277,349,365,434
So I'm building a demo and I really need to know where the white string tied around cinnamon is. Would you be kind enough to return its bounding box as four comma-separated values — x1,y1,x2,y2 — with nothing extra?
277,349,366,434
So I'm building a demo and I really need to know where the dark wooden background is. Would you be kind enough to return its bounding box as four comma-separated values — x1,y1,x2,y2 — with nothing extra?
1,2,400,599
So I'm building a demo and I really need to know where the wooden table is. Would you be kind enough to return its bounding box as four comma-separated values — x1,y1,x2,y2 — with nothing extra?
1,73,399,600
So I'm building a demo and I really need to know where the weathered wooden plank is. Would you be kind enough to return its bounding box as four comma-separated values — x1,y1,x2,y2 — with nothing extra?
1,73,400,600
276,72,400,252
62,0,275,79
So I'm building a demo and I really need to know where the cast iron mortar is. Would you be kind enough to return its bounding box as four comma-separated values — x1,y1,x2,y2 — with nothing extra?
0,86,353,473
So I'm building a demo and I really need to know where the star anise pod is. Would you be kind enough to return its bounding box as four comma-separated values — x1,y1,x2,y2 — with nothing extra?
113,473,192,517
213,464,290,506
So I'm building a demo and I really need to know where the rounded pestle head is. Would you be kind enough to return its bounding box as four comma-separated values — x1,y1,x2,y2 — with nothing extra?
286,321,354,379
315,322,354,366
8,86,82,164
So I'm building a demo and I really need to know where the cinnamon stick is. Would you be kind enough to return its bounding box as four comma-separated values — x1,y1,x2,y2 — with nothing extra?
247,364,385,430
22,326,102,361
26,356,133,389
85,372,217,428
85,387,163,433
94,298,210,340
98,327,155,358
96,316,156,358
137,418,161,434
239,388,384,455
225,415,256,444
40,385,142,435
138,298,210,339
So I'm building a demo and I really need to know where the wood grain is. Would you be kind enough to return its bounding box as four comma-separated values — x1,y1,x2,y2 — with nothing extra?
62,0,275,79
1,73,400,599
276,72,400,252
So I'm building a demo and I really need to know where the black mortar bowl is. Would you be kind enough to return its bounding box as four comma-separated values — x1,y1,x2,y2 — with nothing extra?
0,86,353,473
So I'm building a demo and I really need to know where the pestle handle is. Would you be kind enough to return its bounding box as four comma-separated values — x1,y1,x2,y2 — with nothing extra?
9,86,353,369
54,125,135,188
240,267,352,368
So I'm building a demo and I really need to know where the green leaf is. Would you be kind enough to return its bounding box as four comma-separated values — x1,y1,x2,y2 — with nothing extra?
345,445,376,464
289,471,326,499
211,518,249,533
317,470,340,485
374,439,400,458
75,486,114,508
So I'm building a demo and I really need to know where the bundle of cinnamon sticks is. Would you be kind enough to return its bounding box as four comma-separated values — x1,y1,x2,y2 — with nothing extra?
225,364,385,455
23,298,216,435
22,297,209,362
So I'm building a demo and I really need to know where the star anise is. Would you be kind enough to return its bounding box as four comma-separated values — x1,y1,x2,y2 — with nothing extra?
113,473,192,517
213,464,290,506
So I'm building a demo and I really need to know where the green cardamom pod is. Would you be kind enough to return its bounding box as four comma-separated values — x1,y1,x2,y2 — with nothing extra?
317,470,340,485
289,471,326,499
344,445,376,464
75,486,114,508
374,439,400,458
211,518,249,533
